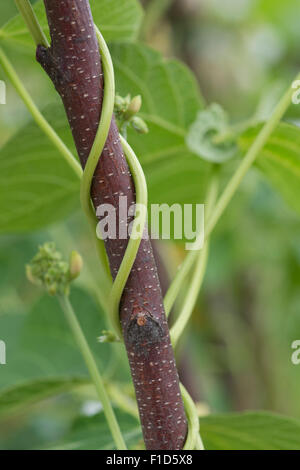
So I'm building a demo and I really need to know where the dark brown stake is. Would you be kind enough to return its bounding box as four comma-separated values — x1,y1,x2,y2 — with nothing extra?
37,0,187,449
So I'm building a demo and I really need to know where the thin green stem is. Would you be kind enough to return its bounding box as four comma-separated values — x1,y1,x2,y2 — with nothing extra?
195,433,205,450
0,47,82,179
164,249,197,317
14,0,49,48
170,171,219,347
58,295,127,450
121,124,128,140
107,382,138,419
170,244,209,347
171,173,219,450
181,384,204,450
165,169,219,318
212,118,254,145
79,27,115,278
205,72,300,239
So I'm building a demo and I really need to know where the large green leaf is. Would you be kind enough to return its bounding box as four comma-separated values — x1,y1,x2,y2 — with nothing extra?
0,42,208,234
0,0,143,47
111,42,209,208
239,122,300,215
201,411,300,450
0,104,80,233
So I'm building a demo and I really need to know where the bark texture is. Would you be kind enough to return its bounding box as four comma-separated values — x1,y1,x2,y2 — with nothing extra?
37,0,187,450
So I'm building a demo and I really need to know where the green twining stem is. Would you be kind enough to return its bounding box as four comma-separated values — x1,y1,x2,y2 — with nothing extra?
79,27,115,278
181,384,204,450
108,134,148,338
90,30,199,450
80,27,148,340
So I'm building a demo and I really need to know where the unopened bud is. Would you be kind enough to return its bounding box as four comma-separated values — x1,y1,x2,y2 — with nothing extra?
114,94,131,113
69,251,83,280
125,95,142,119
98,330,120,343
131,116,149,134
26,265,40,286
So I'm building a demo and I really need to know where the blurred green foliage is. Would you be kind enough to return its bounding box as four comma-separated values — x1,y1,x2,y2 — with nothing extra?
0,0,300,449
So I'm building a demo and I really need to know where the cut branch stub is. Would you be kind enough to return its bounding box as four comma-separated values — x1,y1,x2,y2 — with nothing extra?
37,0,187,449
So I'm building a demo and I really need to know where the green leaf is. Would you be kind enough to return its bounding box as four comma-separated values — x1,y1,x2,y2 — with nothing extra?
0,103,80,233
0,0,143,48
0,377,88,418
46,411,142,450
186,104,238,163
201,412,300,450
111,42,210,209
239,122,300,214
